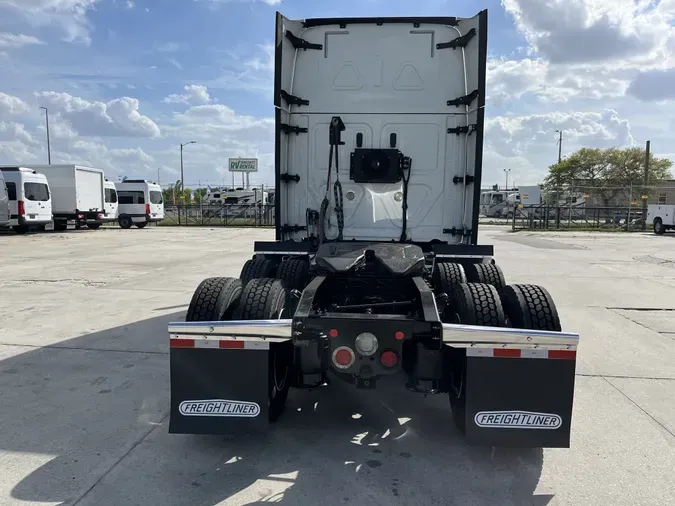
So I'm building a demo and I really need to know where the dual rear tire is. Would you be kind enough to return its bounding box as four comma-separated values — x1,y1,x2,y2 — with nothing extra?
184,275,291,422
436,260,562,432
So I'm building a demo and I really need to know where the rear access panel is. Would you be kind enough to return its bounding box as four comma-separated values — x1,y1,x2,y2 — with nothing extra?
169,345,270,435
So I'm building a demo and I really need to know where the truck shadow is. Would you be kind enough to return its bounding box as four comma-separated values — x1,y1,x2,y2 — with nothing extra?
3,312,548,506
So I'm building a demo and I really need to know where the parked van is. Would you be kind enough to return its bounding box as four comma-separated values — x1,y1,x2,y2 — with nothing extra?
0,167,53,233
115,179,164,229
104,179,118,224
0,171,10,229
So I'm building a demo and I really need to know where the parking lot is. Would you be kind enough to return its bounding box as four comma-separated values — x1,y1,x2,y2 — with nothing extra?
1,226,674,506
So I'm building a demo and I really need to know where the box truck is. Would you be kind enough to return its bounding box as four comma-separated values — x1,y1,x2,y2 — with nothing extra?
8,165,108,230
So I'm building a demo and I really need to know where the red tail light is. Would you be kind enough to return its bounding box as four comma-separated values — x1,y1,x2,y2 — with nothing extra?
332,346,355,370
380,350,399,368
18,200,25,216
97,213,104,220
145,203,151,215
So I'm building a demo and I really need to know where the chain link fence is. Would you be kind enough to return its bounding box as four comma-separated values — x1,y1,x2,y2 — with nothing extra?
508,184,675,231
161,203,275,227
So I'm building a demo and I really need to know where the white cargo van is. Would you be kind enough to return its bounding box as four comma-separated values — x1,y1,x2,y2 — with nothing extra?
115,180,164,228
0,171,10,229
5,164,107,231
103,179,119,224
0,167,53,233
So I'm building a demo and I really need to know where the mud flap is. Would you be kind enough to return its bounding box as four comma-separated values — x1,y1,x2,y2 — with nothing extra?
169,346,270,435
463,350,577,448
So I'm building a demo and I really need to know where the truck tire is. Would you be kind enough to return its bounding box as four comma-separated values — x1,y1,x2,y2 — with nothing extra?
276,258,310,291
54,222,68,232
446,282,506,327
432,262,467,296
276,258,310,318
119,216,133,229
654,218,665,235
87,223,101,230
499,284,561,331
136,223,147,229
464,262,506,290
240,257,275,285
185,277,243,321
236,278,291,421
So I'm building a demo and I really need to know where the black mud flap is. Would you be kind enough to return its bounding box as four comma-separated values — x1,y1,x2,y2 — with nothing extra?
169,345,270,435
463,349,577,448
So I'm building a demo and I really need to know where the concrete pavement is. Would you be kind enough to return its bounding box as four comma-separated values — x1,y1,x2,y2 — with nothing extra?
0,225,673,505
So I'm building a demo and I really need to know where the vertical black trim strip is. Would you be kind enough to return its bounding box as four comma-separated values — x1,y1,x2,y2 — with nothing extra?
274,12,283,240
470,9,488,246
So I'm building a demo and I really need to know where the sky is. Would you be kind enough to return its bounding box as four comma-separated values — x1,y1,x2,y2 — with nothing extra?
0,0,674,189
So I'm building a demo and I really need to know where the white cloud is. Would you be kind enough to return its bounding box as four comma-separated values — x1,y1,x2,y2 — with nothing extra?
156,42,184,53
125,0,134,8
0,33,45,49
34,91,161,138
207,43,274,96
197,0,282,6
484,109,636,184
0,0,101,45
168,58,183,70
487,57,633,104
627,68,675,102
164,85,211,105
0,92,30,115
501,0,674,66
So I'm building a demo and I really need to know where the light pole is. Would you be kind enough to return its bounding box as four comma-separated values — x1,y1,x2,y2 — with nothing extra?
503,168,511,190
40,107,51,164
555,129,563,163
180,141,196,195
157,167,160,185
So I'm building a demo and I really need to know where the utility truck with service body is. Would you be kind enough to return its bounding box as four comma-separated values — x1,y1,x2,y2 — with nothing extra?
168,10,580,448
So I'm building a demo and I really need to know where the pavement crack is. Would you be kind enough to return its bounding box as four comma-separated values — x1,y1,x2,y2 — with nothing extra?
0,342,168,355
577,373,675,381
604,378,675,441
70,411,169,506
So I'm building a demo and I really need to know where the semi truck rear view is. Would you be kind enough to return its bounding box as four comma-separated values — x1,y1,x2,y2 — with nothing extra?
168,10,580,448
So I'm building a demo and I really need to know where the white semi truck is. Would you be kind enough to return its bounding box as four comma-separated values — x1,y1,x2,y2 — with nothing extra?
168,10,580,448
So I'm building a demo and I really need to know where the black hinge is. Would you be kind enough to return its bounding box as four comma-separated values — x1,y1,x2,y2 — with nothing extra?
280,123,308,135
281,224,307,234
280,173,300,183
280,90,309,107
447,89,479,107
452,175,475,185
447,124,477,135
285,30,323,51
443,227,472,237
437,28,476,50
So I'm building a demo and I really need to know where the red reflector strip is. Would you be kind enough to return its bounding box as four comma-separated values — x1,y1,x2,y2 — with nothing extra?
170,338,194,348
548,349,577,360
219,340,245,349
170,338,271,350
493,348,521,358
466,348,577,360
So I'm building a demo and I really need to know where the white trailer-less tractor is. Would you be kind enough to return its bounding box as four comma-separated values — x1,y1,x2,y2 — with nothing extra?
168,10,580,447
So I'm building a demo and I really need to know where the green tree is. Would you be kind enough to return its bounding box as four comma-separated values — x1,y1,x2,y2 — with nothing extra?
544,147,673,206
162,179,181,204
193,188,208,204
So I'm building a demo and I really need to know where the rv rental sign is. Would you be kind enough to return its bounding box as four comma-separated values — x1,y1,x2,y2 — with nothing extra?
228,158,258,173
